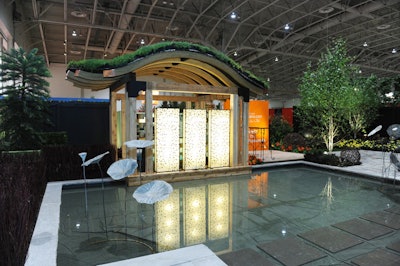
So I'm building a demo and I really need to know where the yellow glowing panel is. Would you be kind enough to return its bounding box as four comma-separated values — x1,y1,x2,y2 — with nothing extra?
183,109,207,170
208,110,230,168
155,189,180,252
155,108,180,172
209,183,230,240
184,186,206,246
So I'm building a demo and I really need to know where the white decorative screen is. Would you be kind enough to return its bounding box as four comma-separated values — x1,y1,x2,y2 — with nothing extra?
183,109,207,170
155,108,180,172
208,110,230,168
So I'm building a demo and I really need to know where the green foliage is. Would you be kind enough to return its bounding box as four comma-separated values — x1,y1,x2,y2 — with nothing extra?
298,39,378,152
67,41,269,89
0,47,52,150
375,76,400,106
337,138,400,152
269,116,293,145
346,75,380,138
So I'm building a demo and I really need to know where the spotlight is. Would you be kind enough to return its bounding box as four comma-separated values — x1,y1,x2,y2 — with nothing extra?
284,23,290,31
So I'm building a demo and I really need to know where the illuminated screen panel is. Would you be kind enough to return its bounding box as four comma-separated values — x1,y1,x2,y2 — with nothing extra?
183,109,207,170
208,110,230,168
155,108,180,172
155,189,180,252
209,183,230,240
184,186,206,246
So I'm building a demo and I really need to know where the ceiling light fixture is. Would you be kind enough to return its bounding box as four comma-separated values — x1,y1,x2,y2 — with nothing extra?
377,24,391,30
363,41,368,47
230,12,237,20
318,6,334,14
392,48,397,54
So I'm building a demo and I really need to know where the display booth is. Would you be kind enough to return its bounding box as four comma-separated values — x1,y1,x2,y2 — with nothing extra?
66,42,267,185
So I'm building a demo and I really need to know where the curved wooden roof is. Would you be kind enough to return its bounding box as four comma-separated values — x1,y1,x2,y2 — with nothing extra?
66,45,267,97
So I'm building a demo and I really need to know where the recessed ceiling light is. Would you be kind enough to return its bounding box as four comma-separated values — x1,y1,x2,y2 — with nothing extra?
230,12,237,20
318,7,334,14
377,24,391,30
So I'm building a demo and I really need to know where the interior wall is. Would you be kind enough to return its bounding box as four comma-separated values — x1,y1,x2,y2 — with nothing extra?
47,63,109,99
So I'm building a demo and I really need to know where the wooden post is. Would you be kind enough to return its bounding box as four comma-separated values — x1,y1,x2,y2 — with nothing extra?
120,94,126,159
230,94,239,167
110,91,118,157
125,92,137,159
242,100,249,167
145,82,154,174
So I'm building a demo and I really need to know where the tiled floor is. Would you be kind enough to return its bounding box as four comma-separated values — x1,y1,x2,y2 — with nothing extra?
219,150,400,266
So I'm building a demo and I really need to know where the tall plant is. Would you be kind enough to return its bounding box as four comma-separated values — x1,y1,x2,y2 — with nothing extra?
298,39,358,152
347,75,380,138
0,47,52,150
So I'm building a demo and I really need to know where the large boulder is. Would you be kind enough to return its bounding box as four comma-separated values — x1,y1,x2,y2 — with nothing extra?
340,149,361,165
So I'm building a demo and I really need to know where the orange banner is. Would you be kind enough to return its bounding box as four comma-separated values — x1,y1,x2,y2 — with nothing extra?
249,100,269,150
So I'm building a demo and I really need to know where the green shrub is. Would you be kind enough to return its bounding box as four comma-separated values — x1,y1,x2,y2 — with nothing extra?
269,116,293,145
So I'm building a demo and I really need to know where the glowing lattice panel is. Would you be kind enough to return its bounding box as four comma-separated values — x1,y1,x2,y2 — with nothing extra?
183,109,207,170
155,189,180,252
208,110,230,168
184,186,206,246
155,108,180,172
208,183,230,240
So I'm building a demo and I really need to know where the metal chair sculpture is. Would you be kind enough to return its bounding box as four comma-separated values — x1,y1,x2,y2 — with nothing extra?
125,140,154,183
80,151,110,237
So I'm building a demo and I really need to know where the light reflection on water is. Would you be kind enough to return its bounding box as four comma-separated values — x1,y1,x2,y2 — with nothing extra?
57,166,399,265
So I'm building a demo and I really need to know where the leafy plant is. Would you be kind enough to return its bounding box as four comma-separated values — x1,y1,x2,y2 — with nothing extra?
67,41,269,89
298,39,378,153
269,116,293,145
0,47,52,150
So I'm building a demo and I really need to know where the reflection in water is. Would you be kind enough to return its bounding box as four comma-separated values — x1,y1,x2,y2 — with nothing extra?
58,167,399,266
320,177,334,211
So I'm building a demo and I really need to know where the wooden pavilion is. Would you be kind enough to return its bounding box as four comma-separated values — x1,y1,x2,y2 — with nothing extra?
66,42,267,185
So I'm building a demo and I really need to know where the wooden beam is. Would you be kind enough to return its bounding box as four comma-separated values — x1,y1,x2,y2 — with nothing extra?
152,82,237,95
136,95,198,102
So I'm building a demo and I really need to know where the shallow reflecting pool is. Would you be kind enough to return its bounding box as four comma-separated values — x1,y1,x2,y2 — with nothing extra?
57,165,400,265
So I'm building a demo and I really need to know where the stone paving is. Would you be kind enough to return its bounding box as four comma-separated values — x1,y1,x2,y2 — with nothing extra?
220,150,400,266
